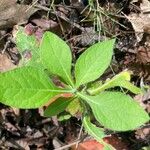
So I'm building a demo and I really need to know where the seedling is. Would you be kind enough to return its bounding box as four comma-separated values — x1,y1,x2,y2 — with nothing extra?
0,30,149,150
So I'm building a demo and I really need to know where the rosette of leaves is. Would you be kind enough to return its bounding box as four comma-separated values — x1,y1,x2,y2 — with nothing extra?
0,31,149,150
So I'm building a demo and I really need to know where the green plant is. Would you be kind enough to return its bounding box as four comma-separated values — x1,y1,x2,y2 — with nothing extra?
0,30,149,150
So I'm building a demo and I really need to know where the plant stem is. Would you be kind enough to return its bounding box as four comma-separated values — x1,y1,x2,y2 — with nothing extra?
87,81,110,95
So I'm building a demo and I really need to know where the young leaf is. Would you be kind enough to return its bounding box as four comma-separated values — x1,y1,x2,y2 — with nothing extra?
78,92,149,131
88,71,142,95
0,67,62,108
75,39,115,87
83,116,115,150
40,32,74,86
44,97,73,117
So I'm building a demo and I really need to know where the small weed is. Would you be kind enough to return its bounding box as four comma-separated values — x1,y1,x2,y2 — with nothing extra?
0,30,149,149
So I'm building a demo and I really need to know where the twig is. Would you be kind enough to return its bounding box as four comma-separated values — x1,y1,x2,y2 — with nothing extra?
75,123,83,149
34,4,84,31
2,40,10,54
26,0,39,12
54,139,81,150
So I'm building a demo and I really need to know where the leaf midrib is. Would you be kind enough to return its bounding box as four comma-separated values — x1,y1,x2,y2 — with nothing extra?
76,49,108,87
47,35,74,87
80,92,146,131
77,92,100,105
0,88,68,93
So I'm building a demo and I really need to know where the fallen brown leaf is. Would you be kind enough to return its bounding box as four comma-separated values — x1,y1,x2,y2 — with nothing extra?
0,0,38,29
0,53,16,72
136,126,150,140
126,0,150,41
71,136,128,150
134,89,150,113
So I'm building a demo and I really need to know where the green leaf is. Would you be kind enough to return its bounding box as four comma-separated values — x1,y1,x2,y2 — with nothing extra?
44,97,73,117
15,26,40,66
0,67,62,108
83,116,105,140
88,71,142,95
15,26,39,52
78,92,149,131
83,116,115,150
40,32,74,86
75,39,115,87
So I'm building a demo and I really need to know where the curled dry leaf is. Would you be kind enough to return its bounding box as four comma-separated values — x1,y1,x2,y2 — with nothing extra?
44,93,74,107
126,0,150,41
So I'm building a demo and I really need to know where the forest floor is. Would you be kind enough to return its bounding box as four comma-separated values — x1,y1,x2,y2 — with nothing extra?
0,0,150,149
